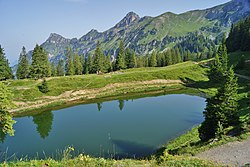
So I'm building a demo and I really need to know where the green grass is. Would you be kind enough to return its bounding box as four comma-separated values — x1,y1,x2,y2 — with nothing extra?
5,61,208,102
1,151,223,167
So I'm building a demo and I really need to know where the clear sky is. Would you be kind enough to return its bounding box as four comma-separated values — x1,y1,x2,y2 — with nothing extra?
0,0,230,65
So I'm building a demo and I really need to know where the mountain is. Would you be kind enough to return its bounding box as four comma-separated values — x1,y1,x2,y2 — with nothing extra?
27,0,250,63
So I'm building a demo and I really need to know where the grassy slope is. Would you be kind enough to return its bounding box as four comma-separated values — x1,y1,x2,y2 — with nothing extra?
6,62,208,110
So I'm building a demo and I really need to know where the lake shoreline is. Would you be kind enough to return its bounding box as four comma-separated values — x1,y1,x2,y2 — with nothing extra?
12,81,203,117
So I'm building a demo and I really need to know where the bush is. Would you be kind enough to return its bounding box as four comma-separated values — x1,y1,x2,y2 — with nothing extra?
38,79,49,93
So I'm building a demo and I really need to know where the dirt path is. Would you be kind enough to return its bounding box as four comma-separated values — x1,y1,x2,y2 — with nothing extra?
235,73,250,81
196,138,250,167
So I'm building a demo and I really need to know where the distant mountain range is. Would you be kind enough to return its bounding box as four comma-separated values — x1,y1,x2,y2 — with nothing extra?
26,0,250,64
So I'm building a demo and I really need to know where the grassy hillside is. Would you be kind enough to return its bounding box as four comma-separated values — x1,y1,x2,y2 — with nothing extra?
6,62,208,113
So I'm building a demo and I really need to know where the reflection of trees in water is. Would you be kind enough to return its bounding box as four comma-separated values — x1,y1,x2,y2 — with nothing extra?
97,103,102,112
118,100,124,111
0,130,6,143
33,111,54,139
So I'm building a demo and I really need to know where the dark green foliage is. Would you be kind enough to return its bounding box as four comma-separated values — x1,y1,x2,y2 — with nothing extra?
236,55,246,70
29,44,51,79
38,79,49,93
50,62,57,77
0,82,15,141
115,41,126,70
118,100,125,111
0,46,13,81
149,51,157,67
226,16,250,52
175,32,216,54
74,53,83,75
65,47,75,76
16,46,29,79
208,39,228,84
199,66,239,141
33,111,54,139
93,41,105,73
97,103,102,112
57,59,65,76
86,54,93,74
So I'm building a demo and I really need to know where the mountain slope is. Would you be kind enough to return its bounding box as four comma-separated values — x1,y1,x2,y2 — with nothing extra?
28,0,250,63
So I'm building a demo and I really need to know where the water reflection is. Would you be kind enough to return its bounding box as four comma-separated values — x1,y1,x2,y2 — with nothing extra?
97,103,102,112
0,131,6,143
32,111,54,139
118,100,125,111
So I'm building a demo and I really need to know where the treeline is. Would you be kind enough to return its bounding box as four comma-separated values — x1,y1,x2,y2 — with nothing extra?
2,38,216,81
226,16,250,52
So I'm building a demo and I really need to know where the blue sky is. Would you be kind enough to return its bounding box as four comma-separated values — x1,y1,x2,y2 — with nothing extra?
0,0,230,65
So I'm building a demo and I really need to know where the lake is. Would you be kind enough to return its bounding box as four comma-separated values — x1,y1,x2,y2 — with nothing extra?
0,94,206,160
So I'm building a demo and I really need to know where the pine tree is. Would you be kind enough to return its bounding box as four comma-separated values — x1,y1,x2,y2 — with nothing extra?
149,51,157,67
29,45,50,79
93,41,104,73
74,53,83,75
0,82,16,141
199,66,239,141
50,62,57,77
125,48,131,68
129,50,137,68
175,47,182,63
16,46,29,79
56,59,64,76
165,50,173,66
87,54,93,74
0,46,13,81
65,47,75,76
115,40,126,70
218,36,228,73
208,40,228,84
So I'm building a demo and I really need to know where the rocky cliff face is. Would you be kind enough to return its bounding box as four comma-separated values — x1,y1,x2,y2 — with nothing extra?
26,0,250,64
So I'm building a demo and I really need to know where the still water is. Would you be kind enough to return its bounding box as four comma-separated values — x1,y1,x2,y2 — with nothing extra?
0,94,206,160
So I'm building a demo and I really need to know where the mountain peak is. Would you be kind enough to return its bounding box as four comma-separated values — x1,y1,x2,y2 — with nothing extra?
115,11,140,28
46,33,69,44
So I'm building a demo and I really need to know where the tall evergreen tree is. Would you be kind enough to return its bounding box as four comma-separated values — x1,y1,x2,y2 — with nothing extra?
86,54,93,74
0,46,13,81
128,50,136,68
149,51,157,67
93,41,104,73
74,53,83,75
56,59,64,76
115,40,126,70
16,46,29,79
50,62,57,77
29,44,50,79
65,47,75,76
199,66,239,141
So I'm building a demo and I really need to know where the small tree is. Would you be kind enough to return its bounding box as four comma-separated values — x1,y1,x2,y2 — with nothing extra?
38,79,49,93
16,46,29,79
